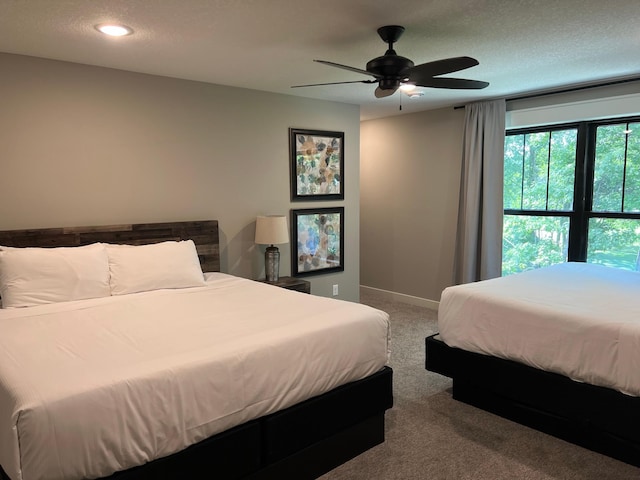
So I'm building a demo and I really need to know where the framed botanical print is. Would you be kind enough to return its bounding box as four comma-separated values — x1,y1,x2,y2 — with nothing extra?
291,207,344,276
290,128,344,201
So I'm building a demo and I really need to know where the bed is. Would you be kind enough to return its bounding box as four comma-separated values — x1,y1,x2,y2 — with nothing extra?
425,262,640,467
0,220,393,480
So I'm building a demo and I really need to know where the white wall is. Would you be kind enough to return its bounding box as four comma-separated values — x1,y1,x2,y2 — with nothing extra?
0,53,361,301
507,80,640,128
360,107,465,305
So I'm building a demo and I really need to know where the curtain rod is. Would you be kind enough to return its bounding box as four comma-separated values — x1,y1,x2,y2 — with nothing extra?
453,76,640,110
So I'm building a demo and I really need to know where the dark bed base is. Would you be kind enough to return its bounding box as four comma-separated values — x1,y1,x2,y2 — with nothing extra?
111,366,393,480
1,367,392,480
425,334,640,468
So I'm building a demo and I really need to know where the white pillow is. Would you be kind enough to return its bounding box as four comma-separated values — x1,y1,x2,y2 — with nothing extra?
0,243,111,308
106,240,205,295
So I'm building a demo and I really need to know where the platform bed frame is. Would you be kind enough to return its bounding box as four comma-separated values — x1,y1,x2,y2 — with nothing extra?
425,334,640,468
0,220,393,480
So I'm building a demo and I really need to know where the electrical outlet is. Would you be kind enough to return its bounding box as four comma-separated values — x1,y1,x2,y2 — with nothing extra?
332,284,339,296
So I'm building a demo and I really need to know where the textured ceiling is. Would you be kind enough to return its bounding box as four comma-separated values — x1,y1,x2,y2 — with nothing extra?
1,0,639,120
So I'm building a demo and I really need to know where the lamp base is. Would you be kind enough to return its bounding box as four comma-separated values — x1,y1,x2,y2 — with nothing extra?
265,245,280,282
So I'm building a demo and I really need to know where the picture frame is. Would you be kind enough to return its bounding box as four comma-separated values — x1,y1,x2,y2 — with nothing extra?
290,128,344,201
291,207,344,276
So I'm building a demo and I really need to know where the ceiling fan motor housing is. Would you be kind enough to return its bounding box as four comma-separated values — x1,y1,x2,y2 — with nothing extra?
366,54,414,89
367,25,413,90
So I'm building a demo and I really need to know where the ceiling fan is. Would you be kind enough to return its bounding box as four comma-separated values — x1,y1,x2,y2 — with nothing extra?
292,25,489,98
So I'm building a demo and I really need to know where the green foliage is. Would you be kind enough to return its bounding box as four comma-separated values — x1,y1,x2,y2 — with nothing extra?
504,129,577,212
503,122,640,275
593,122,640,212
593,124,626,211
502,215,569,275
548,130,577,210
623,123,640,212
587,218,640,270
504,135,524,209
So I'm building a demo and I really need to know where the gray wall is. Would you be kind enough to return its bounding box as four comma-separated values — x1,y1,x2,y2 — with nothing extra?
0,53,361,301
360,107,465,306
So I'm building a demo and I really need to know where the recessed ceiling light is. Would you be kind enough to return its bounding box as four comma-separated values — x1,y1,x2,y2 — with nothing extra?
95,24,133,37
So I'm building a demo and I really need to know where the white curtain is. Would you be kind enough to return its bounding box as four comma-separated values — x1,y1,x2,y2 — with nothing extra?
454,99,506,284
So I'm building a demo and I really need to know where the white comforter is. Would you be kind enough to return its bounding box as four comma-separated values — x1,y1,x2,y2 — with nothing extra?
438,262,640,397
0,273,390,480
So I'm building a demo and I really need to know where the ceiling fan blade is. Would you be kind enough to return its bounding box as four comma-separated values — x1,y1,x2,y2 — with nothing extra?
291,79,377,88
314,60,378,78
415,77,489,89
375,86,398,98
405,56,479,83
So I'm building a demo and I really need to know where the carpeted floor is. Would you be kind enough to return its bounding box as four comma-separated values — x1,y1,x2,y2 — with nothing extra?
320,290,640,480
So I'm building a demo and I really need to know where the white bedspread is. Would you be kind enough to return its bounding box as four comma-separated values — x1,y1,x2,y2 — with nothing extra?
438,262,640,397
0,273,390,480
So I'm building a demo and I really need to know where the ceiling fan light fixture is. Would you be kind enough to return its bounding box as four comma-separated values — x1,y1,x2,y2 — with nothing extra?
399,83,416,92
95,23,133,37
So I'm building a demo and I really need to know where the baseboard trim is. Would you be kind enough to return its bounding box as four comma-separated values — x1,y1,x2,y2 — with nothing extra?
360,285,439,310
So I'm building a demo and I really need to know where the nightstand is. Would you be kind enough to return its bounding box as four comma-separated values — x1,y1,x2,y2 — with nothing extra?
260,276,311,294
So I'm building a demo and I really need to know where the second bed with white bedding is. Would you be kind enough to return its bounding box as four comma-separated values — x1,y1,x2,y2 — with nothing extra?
438,262,640,397
0,273,390,480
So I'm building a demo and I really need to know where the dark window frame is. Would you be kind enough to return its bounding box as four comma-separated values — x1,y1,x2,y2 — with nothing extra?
504,115,640,264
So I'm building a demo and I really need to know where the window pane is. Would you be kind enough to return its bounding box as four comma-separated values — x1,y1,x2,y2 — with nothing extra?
522,132,550,210
504,134,524,209
587,217,640,271
502,215,570,276
547,129,577,211
593,124,626,212
623,123,640,212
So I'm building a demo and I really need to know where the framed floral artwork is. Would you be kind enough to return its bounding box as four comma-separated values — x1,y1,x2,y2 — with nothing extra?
290,128,344,201
291,207,344,276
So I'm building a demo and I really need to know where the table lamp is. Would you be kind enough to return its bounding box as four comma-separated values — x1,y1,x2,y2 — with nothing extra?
255,215,289,282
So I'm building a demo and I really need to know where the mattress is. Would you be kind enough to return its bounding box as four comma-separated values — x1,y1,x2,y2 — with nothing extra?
0,273,390,480
438,262,640,397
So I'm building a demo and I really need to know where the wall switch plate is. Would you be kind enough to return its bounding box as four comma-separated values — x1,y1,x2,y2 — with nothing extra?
332,284,339,296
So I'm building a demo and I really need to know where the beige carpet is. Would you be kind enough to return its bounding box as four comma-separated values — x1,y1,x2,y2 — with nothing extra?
320,290,640,480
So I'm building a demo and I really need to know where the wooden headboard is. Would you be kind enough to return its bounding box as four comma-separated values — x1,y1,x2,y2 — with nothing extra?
0,220,220,272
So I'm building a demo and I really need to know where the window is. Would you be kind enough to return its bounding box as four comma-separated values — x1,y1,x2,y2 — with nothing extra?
503,117,640,275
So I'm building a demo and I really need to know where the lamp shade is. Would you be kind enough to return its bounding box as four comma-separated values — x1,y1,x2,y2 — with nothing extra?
255,215,289,245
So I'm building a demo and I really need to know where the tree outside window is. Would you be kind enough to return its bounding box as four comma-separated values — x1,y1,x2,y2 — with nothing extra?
503,118,640,276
